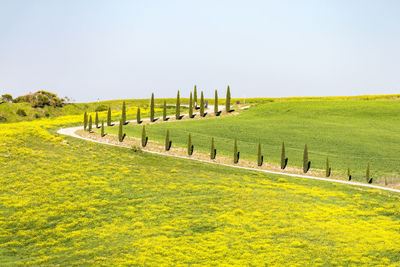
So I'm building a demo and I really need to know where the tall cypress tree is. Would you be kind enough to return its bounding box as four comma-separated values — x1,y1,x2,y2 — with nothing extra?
176,91,180,120
83,111,88,130
150,93,155,122
107,107,112,126
88,115,92,133
163,100,167,121
187,133,193,156
326,157,331,177
141,125,148,147
214,89,219,115
121,101,126,125
233,137,239,164
200,91,205,117
225,85,231,112
189,92,193,118
366,161,371,183
210,137,216,159
95,111,99,128
118,119,124,142
281,142,287,169
137,107,141,124
165,129,171,151
101,120,105,137
194,85,198,109
257,140,263,166
303,144,310,173
347,167,351,180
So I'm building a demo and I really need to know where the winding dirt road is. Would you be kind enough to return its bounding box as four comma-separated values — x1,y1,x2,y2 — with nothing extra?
57,105,400,194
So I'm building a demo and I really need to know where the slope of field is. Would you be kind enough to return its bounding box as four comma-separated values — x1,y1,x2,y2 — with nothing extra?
106,98,400,183
1,113,400,265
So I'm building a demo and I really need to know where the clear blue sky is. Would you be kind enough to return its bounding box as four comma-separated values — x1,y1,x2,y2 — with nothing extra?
0,0,399,102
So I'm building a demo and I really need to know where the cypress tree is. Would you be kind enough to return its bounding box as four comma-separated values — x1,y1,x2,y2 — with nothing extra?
176,90,180,120
101,120,105,137
257,140,263,166
347,167,351,180
233,137,239,164
95,111,99,128
83,111,88,130
225,85,231,112
194,85,198,109
366,161,371,183
214,89,219,115
187,133,193,156
189,92,193,118
326,157,331,177
137,107,141,124
165,129,171,151
150,93,155,122
303,144,310,173
107,107,112,126
118,119,124,142
88,115,92,133
281,142,287,169
200,91,205,117
163,100,167,121
141,125,148,147
121,101,126,125
210,137,216,159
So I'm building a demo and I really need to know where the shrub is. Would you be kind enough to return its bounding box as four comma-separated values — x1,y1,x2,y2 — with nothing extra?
194,85,198,109
187,133,193,156
326,157,331,177
141,125,148,147
165,129,172,151
131,145,142,153
121,101,126,125
163,100,167,121
257,141,263,166
214,90,219,115
210,137,216,159
281,142,288,169
150,93,155,122
95,111,99,128
137,107,141,124
233,137,239,164
1,94,12,103
0,114,6,122
95,105,108,112
226,85,231,112
16,109,27,117
303,144,310,173
83,112,88,130
200,91,204,117
236,100,240,104
189,92,193,118
101,121,105,137
176,91,180,120
34,113,40,118
44,111,50,117
88,115,93,132
107,107,112,126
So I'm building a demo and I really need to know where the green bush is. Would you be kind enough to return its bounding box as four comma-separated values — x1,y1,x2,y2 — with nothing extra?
187,133,193,156
16,109,27,117
95,105,108,112
44,111,50,117
34,113,40,119
141,125,148,147
0,114,7,122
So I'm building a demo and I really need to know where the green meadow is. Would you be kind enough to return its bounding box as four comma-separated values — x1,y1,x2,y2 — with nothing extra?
106,98,400,182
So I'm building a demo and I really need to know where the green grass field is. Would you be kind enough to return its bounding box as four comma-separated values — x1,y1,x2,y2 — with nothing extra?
1,114,400,265
105,98,400,183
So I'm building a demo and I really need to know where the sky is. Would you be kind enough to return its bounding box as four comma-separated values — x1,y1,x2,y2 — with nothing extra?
0,0,399,102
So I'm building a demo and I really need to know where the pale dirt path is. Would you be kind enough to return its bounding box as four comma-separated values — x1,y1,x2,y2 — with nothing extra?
57,105,400,194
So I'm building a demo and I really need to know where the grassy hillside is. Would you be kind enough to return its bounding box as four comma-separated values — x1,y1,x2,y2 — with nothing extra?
1,108,400,265
105,98,400,183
